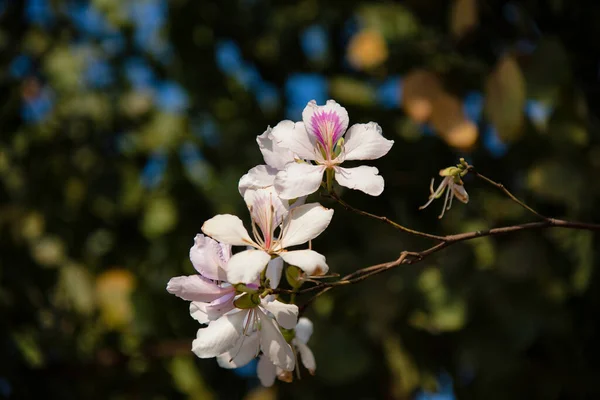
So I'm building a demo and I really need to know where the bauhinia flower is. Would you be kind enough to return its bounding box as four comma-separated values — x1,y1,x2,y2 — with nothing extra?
271,99,394,198
202,187,334,286
256,317,316,387
193,294,298,371
238,126,297,197
419,166,469,219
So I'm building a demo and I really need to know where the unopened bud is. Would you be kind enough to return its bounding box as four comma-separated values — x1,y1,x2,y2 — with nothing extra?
285,265,302,288
439,166,461,177
233,293,260,309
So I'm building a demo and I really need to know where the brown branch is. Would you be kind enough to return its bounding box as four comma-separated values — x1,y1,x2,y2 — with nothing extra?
326,191,446,241
285,217,600,312
288,165,597,312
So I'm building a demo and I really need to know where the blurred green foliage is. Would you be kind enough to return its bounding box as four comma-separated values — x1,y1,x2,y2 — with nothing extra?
1,0,600,399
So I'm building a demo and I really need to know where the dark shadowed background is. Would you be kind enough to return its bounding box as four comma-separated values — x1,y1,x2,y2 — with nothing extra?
2,0,600,399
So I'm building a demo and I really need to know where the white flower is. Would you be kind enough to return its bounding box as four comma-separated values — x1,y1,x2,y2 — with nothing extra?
194,295,298,371
238,127,297,197
271,99,394,198
167,234,235,306
202,187,333,286
257,317,316,387
419,169,469,219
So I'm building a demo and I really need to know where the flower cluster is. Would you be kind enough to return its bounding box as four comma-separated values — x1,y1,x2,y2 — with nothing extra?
167,100,394,386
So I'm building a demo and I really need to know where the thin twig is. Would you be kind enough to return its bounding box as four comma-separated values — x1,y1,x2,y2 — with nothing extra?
326,191,446,241
290,217,600,312
468,167,547,220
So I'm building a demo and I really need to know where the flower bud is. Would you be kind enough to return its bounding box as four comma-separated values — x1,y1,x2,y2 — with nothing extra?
439,166,461,177
233,293,261,309
285,265,302,288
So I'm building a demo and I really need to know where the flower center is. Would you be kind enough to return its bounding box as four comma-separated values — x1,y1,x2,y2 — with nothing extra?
310,110,344,161
249,193,280,251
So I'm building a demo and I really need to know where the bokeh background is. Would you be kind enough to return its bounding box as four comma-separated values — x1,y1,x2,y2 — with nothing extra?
2,0,600,399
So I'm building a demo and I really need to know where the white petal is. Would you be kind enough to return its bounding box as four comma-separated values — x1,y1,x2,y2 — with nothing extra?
334,165,385,196
279,250,329,276
257,126,296,170
270,120,317,161
256,309,295,370
190,301,209,324
226,249,271,284
302,99,349,144
189,234,228,281
289,195,307,209
257,355,277,387
260,299,298,330
274,163,325,199
294,340,316,374
343,122,394,161
453,183,469,203
266,257,284,289
191,310,247,358
166,275,232,302
279,203,333,248
238,165,277,197
202,214,256,247
294,317,313,344
216,333,260,369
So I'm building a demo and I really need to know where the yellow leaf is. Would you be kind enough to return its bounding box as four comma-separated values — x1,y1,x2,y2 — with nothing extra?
96,268,136,330
485,55,526,141
347,30,388,70
330,77,376,106
450,0,478,39
402,70,443,123
383,335,421,396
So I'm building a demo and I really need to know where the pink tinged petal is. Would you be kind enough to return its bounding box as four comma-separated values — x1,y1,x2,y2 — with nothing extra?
216,333,260,369
205,291,236,317
343,122,394,161
226,249,271,284
202,215,256,247
279,203,334,248
334,165,385,196
219,243,232,264
257,355,277,387
238,165,277,196
191,310,247,358
256,309,295,370
453,183,469,203
266,257,284,289
294,340,316,374
189,234,229,281
270,120,317,161
302,100,349,151
278,250,329,276
274,163,326,199
294,317,314,344
166,275,231,302
257,127,296,170
260,299,299,330
189,292,236,323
